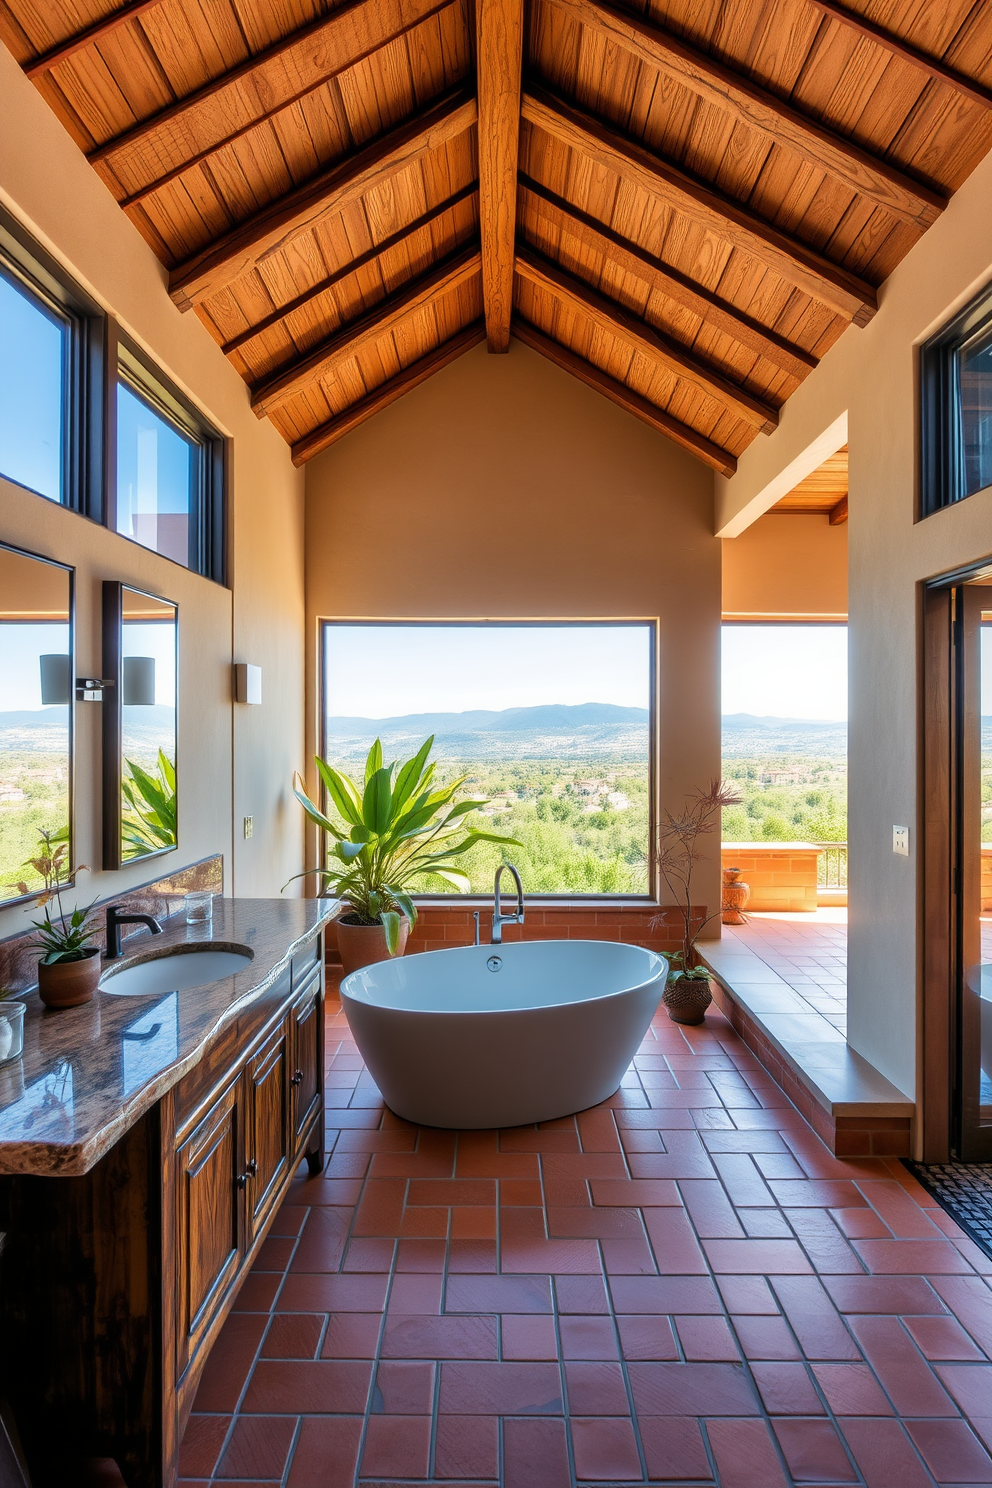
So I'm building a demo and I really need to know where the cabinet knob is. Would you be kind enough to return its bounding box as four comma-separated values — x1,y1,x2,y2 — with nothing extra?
291,1070,303,1086
237,1159,258,1189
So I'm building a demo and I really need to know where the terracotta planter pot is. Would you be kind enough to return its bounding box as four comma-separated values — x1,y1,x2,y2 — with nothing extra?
662,975,713,1026
721,866,751,925
336,914,411,978
37,947,102,1009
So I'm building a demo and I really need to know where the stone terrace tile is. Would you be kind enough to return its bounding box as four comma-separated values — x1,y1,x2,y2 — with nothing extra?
726,911,849,1034
180,990,992,1487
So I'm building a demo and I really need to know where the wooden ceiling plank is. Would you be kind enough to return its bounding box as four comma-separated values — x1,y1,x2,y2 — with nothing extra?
521,83,879,325
808,0,992,111
251,242,481,415
22,0,166,79
222,181,478,355
476,0,523,351
548,0,945,228
291,319,486,463
512,318,738,475
168,84,477,311
829,494,849,524
519,174,816,380
515,243,779,432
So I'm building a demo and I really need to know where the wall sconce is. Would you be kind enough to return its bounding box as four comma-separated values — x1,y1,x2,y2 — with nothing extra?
234,663,262,705
122,656,156,706
39,654,71,705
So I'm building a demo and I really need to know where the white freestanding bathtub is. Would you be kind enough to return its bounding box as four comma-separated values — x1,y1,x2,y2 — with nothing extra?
339,940,669,1128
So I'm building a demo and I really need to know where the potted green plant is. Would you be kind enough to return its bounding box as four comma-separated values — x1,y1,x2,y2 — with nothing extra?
289,736,519,976
20,829,101,1009
652,780,742,1025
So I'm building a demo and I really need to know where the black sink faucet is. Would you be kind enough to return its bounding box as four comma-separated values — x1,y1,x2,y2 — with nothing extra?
106,905,164,960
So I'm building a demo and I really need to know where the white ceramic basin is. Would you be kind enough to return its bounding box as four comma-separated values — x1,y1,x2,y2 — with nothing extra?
101,948,253,997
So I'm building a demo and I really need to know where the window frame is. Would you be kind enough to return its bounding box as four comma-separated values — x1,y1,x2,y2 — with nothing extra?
318,617,659,902
920,277,992,519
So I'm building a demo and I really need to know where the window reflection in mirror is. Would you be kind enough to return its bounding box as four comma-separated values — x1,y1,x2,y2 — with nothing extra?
105,585,177,867
0,544,72,904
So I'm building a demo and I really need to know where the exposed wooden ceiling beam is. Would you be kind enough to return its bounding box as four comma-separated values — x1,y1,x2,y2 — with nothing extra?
22,0,164,79
829,495,849,525
512,319,737,475
808,0,992,111
516,244,778,432
519,175,817,381
252,244,482,418
169,86,478,312
91,0,457,205
476,0,523,352
291,321,486,463
521,85,878,326
549,0,945,229
222,183,478,358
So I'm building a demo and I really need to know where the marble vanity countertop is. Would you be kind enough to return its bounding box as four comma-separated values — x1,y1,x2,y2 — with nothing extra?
0,898,338,1178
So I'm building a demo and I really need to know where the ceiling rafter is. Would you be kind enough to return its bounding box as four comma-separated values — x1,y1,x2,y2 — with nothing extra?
221,183,479,358
169,85,478,312
515,244,779,432
512,319,737,475
522,84,878,326
291,321,487,463
829,496,849,524
21,0,164,78
807,0,992,110
518,176,817,381
548,0,946,229
89,0,458,207
251,244,482,418
476,0,524,352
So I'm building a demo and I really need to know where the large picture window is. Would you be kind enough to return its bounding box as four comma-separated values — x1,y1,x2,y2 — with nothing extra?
321,622,654,896
921,278,992,516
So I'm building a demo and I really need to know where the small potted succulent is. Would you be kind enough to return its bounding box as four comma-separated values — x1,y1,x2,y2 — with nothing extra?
653,780,742,1024
289,736,519,976
20,829,101,1009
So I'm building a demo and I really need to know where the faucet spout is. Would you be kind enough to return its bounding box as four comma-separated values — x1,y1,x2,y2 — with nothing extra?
491,863,525,945
106,905,165,960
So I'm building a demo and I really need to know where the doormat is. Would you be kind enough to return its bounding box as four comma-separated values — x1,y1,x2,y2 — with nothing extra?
905,1160,992,1261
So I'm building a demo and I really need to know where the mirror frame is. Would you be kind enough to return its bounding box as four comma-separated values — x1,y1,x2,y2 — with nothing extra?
102,580,178,871
0,542,75,909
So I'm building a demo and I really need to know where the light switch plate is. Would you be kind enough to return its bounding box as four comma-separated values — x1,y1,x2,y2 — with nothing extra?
893,825,909,857
244,816,253,840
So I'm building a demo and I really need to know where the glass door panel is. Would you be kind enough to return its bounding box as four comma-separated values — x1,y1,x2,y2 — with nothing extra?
958,584,992,1158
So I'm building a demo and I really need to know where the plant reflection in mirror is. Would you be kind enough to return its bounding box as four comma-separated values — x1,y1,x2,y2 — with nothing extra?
122,749,177,859
287,735,521,954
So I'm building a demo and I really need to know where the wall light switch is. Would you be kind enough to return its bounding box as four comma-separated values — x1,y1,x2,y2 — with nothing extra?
893,825,910,857
244,816,253,840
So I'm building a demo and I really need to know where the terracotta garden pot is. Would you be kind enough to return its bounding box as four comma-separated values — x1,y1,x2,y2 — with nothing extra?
721,866,751,925
37,947,102,1009
662,974,713,1026
336,914,411,978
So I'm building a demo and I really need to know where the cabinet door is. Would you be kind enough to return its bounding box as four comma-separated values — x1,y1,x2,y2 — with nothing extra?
290,976,323,1152
175,1077,243,1378
246,1021,290,1241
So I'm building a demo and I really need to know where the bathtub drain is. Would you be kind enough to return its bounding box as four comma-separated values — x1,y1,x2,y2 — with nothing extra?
486,956,502,972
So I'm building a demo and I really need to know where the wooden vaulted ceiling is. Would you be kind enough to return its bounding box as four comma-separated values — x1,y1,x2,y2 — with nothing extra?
3,0,991,471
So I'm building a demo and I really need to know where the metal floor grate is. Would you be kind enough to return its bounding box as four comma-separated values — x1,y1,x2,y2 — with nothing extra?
906,1160,992,1261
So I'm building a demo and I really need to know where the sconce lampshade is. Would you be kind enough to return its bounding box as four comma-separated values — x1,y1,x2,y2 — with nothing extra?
123,656,156,707
39,654,72,706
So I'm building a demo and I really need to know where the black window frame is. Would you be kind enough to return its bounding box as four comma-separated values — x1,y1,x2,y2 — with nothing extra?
114,337,227,584
920,277,992,519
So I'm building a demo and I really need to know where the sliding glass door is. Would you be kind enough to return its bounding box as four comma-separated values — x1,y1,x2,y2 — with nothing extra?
957,583,992,1159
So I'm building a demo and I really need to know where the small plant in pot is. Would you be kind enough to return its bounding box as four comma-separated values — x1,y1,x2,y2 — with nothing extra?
289,736,520,977
652,780,742,1025
21,829,101,1010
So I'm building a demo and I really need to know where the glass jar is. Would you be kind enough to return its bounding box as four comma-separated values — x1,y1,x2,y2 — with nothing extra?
0,1000,26,1063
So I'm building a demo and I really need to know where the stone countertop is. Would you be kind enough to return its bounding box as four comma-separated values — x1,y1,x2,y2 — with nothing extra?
0,898,337,1179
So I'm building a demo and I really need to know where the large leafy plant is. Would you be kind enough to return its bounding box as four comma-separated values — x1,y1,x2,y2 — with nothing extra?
122,750,177,859
290,737,519,953
22,827,100,966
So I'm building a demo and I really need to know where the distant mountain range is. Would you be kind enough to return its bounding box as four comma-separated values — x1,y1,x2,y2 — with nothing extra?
0,704,173,755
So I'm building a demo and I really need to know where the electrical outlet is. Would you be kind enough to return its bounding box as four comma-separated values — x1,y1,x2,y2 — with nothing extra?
893,825,909,857
244,816,253,840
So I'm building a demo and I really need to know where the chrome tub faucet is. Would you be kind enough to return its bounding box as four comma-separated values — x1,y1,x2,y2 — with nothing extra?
491,864,525,944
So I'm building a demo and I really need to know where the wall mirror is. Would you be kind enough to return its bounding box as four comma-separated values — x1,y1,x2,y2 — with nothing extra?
0,544,73,908
103,583,177,869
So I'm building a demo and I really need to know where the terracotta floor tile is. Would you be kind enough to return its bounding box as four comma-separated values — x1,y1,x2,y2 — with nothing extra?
380,1313,498,1360
610,1274,724,1315
855,1181,945,1239
769,1277,861,1360
546,1204,644,1238
772,1418,859,1482
320,1313,383,1359
903,1314,988,1362
241,1359,372,1414
434,1414,499,1479
444,1274,552,1314
769,1181,870,1208
824,1275,949,1314
831,1206,893,1239
905,1419,992,1483
717,1276,781,1315
502,1417,571,1488
285,1416,363,1488
447,1239,498,1272
678,1179,747,1239
261,1313,323,1361
642,1208,709,1274
278,1272,390,1313
373,1360,435,1413
288,1207,350,1272
589,1177,680,1207
563,1360,629,1414
601,1233,658,1274
675,1314,741,1361
628,1361,759,1416
360,1415,431,1479
615,1314,680,1361
408,1179,496,1206
710,1154,776,1207
214,1415,296,1480
501,1236,603,1274
388,1272,444,1314
555,1274,610,1314
499,1178,543,1206
559,1314,620,1360
501,1313,559,1361
928,1277,992,1357
193,1312,266,1411
852,1238,976,1274
342,1236,395,1272
702,1239,813,1274
731,1314,801,1360
840,1418,935,1488
934,1362,992,1418
451,1205,497,1239
638,1415,712,1480
231,1272,281,1313
850,1314,959,1415
437,1361,563,1415
750,1361,825,1415
570,1415,642,1481
396,1237,448,1272
177,1416,230,1479
705,1417,789,1487
811,1363,895,1416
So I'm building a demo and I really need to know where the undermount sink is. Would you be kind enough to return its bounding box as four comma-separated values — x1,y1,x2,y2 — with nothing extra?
101,946,254,997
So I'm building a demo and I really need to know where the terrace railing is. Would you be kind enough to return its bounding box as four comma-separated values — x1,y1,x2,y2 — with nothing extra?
816,842,848,889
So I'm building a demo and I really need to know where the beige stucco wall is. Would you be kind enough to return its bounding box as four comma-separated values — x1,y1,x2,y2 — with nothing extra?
304,339,722,920
0,42,306,941
722,513,848,620
715,144,992,1104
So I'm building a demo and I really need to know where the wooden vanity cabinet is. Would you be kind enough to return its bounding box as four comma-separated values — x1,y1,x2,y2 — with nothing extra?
0,933,325,1488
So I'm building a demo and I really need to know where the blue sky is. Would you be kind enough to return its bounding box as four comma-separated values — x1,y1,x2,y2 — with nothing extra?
0,272,63,502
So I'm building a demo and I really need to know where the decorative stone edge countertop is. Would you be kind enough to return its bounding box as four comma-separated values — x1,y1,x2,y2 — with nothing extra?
0,898,338,1179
